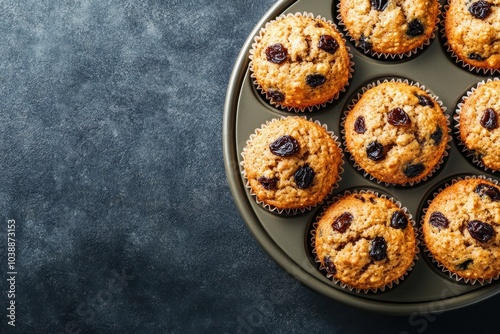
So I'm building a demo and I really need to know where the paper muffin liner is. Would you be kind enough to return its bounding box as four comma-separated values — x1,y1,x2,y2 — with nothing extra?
310,189,420,293
336,1,440,60
441,5,500,75
453,78,500,173
240,116,344,215
419,175,500,285
341,78,451,187
248,12,354,113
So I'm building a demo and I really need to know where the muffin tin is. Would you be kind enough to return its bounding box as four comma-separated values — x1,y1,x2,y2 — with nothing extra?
223,0,500,315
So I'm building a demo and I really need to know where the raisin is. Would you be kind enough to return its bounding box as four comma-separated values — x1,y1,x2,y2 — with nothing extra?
323,256,336,275
354,116,366,134
429,211,449,229
468,53,484,61
369,236,387,261
475,183,500,201
265,43,288,64
269,135,299,157
267,89,285,103
358,35,372,51
457,259,473,270
257,176,278,190
318,35,339,54
332,212,353,233
306,74,326,88
390,210,408,229
403,163,424,178
430,126,443,146
366,141,385,161
469,1,492,19
371,0,388,11
467,220,495,243
354,195,366,202
417,94,434,107
480,108,498,130
406,19,424,37
388,108,411,126
294,165,315,189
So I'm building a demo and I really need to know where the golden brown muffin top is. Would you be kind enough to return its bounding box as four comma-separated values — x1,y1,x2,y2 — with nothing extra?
250,14,351,110
445,0,500,70
242,117,342,211
423,178,500,281
458,80,500,170
339,0,439,55
315,192,416,291
344,81,448,185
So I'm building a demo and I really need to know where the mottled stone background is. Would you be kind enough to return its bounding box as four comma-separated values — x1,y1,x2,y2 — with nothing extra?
0,0,498,333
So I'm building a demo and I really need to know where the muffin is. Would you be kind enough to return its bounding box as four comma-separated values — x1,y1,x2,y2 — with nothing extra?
314,191,417,291
343,80,448,185
444,0,500,72
456,79,500,171
422,177,500,282
241,117,343,212
249,12,352,111
338,0,439,57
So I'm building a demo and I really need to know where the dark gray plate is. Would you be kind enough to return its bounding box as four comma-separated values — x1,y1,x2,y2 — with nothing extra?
223,0,500,315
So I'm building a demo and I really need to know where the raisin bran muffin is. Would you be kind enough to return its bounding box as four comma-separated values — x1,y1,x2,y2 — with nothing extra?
456,79,500,170
242,117,343,212
445,0,500,71
250,13,352,111
422,178,500,282
344,81,448,185
314,191,417,291
339,0,439,56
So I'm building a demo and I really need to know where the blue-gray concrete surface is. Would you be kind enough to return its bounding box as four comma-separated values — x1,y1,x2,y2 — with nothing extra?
0,1,498,333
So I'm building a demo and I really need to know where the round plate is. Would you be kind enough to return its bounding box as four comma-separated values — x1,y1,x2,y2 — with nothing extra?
223,0,500,315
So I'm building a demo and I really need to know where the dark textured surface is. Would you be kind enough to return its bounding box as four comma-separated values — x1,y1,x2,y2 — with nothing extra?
0,0,498,333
